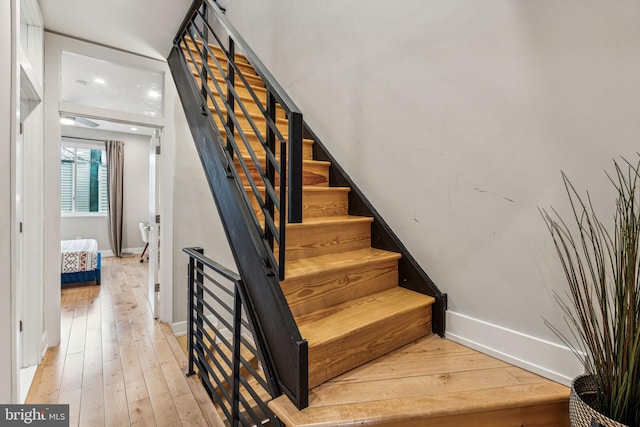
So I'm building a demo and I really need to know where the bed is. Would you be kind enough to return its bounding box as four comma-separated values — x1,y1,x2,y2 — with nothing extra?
61,239,101,286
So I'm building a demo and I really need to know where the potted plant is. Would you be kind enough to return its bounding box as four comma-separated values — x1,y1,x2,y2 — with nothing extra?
541,157,640,427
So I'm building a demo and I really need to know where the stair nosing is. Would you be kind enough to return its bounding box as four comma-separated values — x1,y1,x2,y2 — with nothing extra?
283,248,402,280
287,216,374,229
235,157,331,168
248,186,348,192
210,108,289,125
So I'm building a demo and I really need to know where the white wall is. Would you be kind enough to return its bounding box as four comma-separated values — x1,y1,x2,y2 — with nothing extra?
170,90,236,331
0,0,14,404
60,126,151,254
224,0,640,384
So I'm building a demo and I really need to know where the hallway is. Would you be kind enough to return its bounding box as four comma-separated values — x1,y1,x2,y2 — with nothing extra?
27,256,223,427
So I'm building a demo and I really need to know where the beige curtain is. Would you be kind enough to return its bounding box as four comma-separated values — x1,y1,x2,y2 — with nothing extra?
106,141,124,257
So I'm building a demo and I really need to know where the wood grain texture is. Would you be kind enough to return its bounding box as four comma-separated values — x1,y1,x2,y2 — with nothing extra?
279,216,374,261
249,186,349,223
297,288,434,388
193,72,267,99
282,248,400,317
224,130,314,158
270,335,570,427
26,256,223,427
210,101,288,129
235,158,330,188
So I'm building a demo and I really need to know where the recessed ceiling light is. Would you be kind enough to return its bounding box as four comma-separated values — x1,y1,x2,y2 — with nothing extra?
147,90,161,99
94,77,106,84
60,117,75,125
130,127,138,132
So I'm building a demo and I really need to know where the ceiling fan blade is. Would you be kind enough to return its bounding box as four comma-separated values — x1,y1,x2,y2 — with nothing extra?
74,117,100,128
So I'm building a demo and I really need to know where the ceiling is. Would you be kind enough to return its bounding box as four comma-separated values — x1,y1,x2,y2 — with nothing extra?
40,0,193,60
61,117,156,136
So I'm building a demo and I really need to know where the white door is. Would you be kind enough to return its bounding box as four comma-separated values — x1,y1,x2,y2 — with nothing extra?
148,129,161,318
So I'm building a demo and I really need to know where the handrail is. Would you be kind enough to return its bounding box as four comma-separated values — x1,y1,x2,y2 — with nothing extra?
174,0,202,45
201,0,301,116
175,0,304,278
168,14,309,408
179,30,285,276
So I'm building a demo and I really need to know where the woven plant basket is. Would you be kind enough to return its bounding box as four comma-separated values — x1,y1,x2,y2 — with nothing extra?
570,375,628,427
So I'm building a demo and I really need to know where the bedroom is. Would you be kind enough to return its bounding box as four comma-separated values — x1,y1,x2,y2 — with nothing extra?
60,117,155,262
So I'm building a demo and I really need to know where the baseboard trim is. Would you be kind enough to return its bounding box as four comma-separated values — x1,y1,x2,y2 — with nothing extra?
445,311,583,386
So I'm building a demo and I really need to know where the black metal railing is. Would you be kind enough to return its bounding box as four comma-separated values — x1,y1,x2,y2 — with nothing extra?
169,11,308,407
185,247,284,426
175,0,303,280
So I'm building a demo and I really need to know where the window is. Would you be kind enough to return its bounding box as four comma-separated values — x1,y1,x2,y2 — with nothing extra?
60,143,107,214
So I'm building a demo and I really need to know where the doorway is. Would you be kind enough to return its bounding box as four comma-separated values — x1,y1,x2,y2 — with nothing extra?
59,115,161,317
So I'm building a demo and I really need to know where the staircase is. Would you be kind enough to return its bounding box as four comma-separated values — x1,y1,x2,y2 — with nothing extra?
169,2,570,425
184,38,436,391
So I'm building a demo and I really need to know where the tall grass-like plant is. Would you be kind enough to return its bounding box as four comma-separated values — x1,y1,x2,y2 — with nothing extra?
541,158,640,427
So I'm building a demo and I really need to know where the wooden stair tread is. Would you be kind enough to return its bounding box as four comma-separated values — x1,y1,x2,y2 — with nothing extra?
236,156,329,167
224,132,313,144
284,247,401,280
192,70,267,94
249,186,348,193
288,215,373,228
211,107,289,126
186,56,262,86
186,54,259,76
186,39,252,67
297,287,434,344
268,335,570,427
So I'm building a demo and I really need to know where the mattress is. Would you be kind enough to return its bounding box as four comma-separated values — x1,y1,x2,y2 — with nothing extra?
61,239,99,273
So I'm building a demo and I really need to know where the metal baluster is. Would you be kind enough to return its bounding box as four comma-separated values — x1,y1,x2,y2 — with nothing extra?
265,91,276,252
200,2,209,115
194,247,209,389
187,255,195,376
231,285,243,427
226,37,235,159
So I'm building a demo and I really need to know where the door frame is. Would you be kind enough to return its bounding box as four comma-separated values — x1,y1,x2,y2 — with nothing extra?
43,33,176,349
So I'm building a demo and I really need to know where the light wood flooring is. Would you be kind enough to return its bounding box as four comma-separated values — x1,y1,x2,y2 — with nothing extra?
270,335,571,426
26,256,224,427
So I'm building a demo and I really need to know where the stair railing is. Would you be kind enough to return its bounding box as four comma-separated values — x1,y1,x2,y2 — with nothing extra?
184,247,283,426
170,0,309,409
175,0,303,280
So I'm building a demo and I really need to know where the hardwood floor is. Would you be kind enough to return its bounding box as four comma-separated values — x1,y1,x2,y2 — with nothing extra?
270,335,571,426
26,255,224,427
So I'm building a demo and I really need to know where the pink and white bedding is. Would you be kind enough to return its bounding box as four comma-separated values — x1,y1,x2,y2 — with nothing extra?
61,239,99,273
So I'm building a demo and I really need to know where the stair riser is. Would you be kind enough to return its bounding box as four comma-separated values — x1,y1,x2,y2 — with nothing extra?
235,159,329,188
211,108,288,132
193,74,266,102
305,307,432,388
282,259,399,317
187,54,258,79
278,221,372,261
250,189,349,223
185,40,251,66
219,130,313,161
210,93,288,120
207,65,264,87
